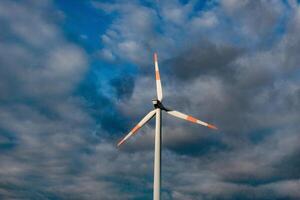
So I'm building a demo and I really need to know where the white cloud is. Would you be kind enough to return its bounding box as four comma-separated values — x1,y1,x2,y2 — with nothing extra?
1,0,300,199
190,11,219,28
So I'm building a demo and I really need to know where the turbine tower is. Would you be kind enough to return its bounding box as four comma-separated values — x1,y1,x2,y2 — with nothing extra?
117,53,218,200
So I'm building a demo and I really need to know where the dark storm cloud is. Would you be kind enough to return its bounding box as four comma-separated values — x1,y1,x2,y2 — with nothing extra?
220,0,285,41
110,75,135,100
165,41,243,81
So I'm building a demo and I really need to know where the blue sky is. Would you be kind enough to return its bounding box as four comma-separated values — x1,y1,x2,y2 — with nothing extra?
0,0,300,199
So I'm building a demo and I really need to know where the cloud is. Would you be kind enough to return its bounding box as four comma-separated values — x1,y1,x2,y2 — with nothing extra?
99,0,300,199
190,11,219,28
220,0,285,41
93,1,159,65
165,40,243,81
1,0,300,199
0,0,100,199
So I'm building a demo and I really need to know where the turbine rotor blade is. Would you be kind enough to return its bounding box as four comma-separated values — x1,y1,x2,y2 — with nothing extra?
117,110,156,147
166,109,218,130
154,53,163,101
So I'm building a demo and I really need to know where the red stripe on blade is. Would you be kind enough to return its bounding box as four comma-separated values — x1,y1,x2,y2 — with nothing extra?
132,125,141,134
155,71,160,80
187,116,197,123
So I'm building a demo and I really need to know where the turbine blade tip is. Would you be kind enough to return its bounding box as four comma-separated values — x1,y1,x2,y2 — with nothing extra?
154,52,158,62
117,140,124,147
207,124,218,130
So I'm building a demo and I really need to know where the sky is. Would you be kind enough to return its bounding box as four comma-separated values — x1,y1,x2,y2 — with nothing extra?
0,0,300,199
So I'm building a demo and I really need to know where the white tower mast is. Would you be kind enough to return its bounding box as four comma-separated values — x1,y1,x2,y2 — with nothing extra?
153,107,161,200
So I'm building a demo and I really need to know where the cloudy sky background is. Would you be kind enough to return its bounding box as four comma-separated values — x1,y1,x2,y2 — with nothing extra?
0,0,300,199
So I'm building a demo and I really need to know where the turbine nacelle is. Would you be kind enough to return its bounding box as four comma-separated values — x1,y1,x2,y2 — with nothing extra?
152,99,159,106
152,99,168,111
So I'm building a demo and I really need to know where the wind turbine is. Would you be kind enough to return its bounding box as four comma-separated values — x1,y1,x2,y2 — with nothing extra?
117,53,218,200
